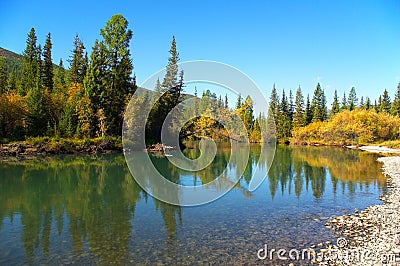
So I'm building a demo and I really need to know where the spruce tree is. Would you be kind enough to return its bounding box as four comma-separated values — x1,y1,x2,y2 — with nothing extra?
43,32,54,92
21,28,40,95
69,34,87,85
146,36,183,143
341,92,348,111
331,90,340,117
365,97,371,110
391,83,400,117
380,89,391,113
293,86,305,128
0,59,6,93
268,84,279,122
161,36,179,91
243,96,254,133
54,59,66,91
304,94,312,125
289,89,294,121
236,94,242,109
278,89,291,140
311,83,326,122
348,87,358,111
359,96,364,109
84,40,107,136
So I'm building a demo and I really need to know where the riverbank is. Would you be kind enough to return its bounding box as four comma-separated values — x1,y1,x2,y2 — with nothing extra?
314,149,400,265
0,137,122,156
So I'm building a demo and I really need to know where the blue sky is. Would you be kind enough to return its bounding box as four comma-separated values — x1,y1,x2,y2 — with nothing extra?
1,0,399,104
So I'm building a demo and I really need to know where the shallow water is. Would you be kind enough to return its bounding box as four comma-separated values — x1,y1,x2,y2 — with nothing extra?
0,145,386,265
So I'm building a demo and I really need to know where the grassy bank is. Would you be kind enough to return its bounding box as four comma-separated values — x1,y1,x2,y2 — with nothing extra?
0,136,122,155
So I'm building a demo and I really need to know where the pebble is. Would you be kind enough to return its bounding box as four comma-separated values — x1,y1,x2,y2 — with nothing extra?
314,156,400,266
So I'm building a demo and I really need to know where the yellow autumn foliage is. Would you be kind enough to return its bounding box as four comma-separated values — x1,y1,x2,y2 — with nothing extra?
291,110,400,145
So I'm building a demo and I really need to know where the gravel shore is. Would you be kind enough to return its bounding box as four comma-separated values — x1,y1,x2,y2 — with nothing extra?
314,155,400,265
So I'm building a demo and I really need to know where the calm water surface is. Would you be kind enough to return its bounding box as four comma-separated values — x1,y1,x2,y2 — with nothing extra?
0,145,386,265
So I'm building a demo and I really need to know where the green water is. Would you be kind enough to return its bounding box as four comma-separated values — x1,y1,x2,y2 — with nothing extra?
0,146,386,265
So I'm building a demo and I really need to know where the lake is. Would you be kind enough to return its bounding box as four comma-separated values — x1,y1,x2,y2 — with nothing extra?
0,145,386,265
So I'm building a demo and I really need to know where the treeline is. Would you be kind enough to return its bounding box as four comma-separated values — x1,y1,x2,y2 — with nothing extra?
183,90,263,143
268,82,400,144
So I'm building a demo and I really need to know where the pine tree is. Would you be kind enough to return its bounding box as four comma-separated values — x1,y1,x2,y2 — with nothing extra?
99,14,134,135
69,34,87,85
348,87,358,111
391,83,400,117
380,89,391,113
224,94,228,109
331,90,340,117
43,32,54,92
293,86,305,128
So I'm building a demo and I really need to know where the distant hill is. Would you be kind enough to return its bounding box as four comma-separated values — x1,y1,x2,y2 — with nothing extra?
0,47,23,76
0,47,23,61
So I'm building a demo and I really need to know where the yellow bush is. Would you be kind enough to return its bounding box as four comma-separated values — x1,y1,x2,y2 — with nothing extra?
291,110,400,145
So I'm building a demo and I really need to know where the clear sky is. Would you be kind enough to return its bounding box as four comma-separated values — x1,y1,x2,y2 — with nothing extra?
1,0,399,104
